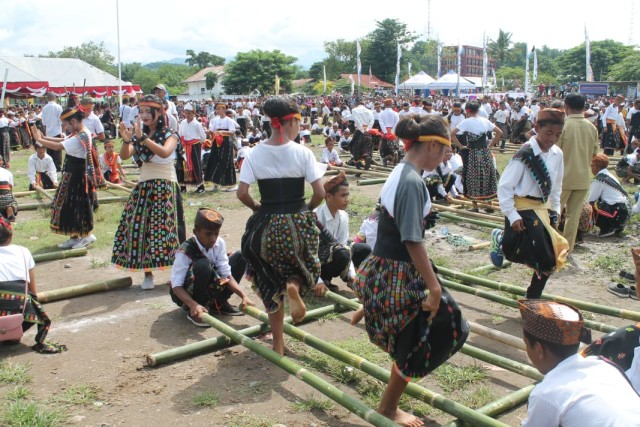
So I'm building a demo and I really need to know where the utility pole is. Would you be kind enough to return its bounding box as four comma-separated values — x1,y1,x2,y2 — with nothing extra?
426,0,432,40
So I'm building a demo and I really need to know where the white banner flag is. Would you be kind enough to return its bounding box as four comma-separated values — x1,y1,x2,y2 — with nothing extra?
524,44,530,94
349,74,355,96
532,46,538,83
585,27,593,82
356,39,362,90
408,61,412,78
323,64,327,94
395,42,402,95
482,34,488,88
437,42,442,77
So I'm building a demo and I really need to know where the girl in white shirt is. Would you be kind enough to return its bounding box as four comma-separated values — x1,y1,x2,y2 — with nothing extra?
32,108,101,250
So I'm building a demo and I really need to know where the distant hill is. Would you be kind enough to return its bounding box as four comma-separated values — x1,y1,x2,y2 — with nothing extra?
144,57,188,69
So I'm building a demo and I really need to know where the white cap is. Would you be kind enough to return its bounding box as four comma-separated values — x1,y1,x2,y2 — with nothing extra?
183,103,194,111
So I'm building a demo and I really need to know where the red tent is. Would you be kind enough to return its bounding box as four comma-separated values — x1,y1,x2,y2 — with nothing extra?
0,81,49,97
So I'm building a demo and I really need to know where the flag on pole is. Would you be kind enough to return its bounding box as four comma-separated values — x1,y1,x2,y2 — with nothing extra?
482,34,488,89
436,42,442,77
395,42,402,96
323,64,327,94
408,61,412,78
456,43,463,97
532,46,538,83
524,44,530,94
369,65,372,89
274,75,280,95
491,67,496,85
356,39,362,90
585,26,593,82
349,74,355,96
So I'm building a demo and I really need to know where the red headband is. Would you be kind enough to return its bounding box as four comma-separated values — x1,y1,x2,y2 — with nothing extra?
0,216,12,231
139,101,163,110
270,113,301,142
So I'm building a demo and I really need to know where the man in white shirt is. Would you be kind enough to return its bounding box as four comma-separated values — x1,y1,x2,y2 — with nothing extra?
519,299,640,427
348,98,375,170
41,92,63,170
398,102,412,117
493,101,510,151
119,98,132,130
79,99,105,143
153,84,178,121
0,110,9,168
28,143,58,190
491,109,568,299
378,99,399,134
602,95,624,155
128,99,139,129
178,103,207,193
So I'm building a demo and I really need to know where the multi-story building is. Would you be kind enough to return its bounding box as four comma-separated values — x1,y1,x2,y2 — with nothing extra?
441,45,496,77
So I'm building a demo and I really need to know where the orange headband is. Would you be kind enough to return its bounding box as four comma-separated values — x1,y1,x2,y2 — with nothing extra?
139,101,163,110
417,135,452,147
271,113,302,142
60,109,79,120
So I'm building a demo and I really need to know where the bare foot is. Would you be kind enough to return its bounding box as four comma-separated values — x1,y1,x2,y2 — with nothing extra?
632,248,640,272
350,306,365,325
378,408,424,427
287,283,306,324
272,339,285,356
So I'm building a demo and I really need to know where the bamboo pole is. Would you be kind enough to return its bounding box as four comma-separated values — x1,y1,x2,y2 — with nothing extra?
33,185,54,201
105,181,132,194
13,189,56,198
440,278,617,333
442,385,536,427
450,198,500,209
469,321,526,351
468,241,491,251
18,196,129,211
38,277,132,303
331,165,391,179
437,265,640,323
466,261,512,274
357,178,386,186
432,204,502,222
32,248,88,263
438,212,504,230
201,313,401,427
244,305,510,427
122,179,138,187
147,302,351,367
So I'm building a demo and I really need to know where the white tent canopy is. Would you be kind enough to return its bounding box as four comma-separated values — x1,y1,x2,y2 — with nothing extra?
427,70,476,91
400,71,435,90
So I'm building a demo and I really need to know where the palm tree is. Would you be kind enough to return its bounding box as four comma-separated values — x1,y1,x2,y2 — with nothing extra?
488,29,513,69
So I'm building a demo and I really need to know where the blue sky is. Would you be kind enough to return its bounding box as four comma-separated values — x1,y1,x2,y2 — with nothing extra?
0,0,636,68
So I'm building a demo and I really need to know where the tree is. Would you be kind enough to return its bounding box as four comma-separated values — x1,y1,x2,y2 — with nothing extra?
557,39,634,81
308,61,325,80
323,39,358,80
205,72,218,91
222,50,297,95
488,29,513,69
504,42,527,68
185,50,225,69
365,19,418,83
407,40,438,77
607,50,640,81
44,41,116,75
121,62,143,82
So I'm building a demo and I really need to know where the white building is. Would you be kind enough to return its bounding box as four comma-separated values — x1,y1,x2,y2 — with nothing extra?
179,66,225,101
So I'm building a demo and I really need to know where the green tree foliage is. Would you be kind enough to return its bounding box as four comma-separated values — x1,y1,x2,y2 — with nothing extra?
407,40,438,77
43,41,116,75
130,64,194,95
185,50,225,69
607,51,640,81
557,39,635,81
205,72,218,91
488,30,513,69
365,19,418,83
121,62,143,82
308,61,325,80
323,39,358,80
222,50,297,95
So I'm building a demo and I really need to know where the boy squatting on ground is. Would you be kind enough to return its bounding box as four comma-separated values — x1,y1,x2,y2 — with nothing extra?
169,208,254,327
490,109,569,299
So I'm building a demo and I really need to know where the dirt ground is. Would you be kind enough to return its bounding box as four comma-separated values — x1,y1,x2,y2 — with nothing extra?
2,147,640,427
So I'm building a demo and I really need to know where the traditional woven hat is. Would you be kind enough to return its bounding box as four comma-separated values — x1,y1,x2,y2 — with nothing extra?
194,208,224,229
519,299,589,345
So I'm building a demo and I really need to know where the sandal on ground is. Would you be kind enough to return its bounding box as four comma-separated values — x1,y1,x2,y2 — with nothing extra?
32,341,68,354
619,270,636,281
630,285,639,301
607,282,630,298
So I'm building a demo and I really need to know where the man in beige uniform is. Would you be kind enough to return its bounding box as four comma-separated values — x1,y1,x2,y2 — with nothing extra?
557,94,599,251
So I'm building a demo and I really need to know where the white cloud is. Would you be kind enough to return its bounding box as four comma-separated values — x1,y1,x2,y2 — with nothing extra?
0,0,635,68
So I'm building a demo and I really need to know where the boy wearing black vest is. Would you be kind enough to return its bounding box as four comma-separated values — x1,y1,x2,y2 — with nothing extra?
170,208,254,327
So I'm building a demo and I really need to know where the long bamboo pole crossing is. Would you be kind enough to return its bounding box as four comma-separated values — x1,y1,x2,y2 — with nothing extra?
201,312,402,427
18,196,129,211
32,248,88,263
105,181,133,193
439,278,617,333
147,302,352,367
436,265,640,323
438,212,504,230
432,204,503,222
38,277,133,303
244,305,511,427
330,165,391,179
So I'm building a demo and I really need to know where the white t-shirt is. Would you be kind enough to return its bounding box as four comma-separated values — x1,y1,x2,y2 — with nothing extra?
239,142,324,184
61,132,90,159
493,109,509,124
41,102,63,136
82,113,105,137
0,245,34,282
0,167,14,186
456,116,495,135
209,116,236,132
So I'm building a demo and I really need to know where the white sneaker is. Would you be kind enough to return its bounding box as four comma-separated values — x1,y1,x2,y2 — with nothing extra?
141,275,155,290
58,238,80,249
71,234,97,249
